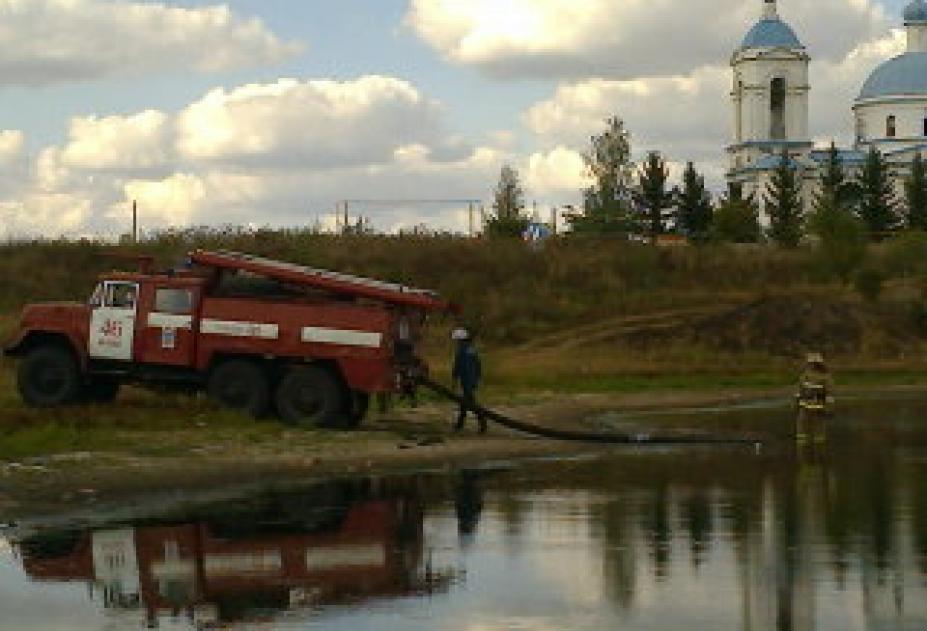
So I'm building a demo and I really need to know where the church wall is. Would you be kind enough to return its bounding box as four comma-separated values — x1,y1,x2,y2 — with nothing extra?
856,99,927,153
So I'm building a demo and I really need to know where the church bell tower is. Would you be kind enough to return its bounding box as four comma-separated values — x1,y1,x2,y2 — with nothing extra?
729,0,811,177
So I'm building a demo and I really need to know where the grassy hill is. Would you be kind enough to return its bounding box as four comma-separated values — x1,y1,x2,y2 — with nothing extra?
2,229,927,393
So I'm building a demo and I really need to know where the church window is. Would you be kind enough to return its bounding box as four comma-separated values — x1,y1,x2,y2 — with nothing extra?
923,117,927,137
770,78,786,140
887,115,897,138
856,116,866,142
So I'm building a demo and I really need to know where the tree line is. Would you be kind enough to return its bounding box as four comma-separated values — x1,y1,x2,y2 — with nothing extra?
485,115,927,249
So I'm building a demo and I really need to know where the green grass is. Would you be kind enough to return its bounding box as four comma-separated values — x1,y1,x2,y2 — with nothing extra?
0,423,89,460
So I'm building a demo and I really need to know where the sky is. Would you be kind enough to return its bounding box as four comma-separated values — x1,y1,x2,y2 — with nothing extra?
0,0,916,237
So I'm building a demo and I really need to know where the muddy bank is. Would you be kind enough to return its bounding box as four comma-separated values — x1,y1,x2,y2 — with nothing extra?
2,384,922,524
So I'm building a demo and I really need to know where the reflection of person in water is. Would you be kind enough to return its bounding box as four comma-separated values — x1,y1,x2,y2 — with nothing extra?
455,471,484,543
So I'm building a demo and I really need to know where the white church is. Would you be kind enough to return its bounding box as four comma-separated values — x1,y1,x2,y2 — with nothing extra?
728,0,927,205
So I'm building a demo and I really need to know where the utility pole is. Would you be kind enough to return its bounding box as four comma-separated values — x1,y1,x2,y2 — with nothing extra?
468,202,474,237
132,200,138,244
550,207,558,235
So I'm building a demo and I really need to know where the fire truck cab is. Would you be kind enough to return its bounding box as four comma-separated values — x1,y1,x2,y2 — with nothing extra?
2,250,456,428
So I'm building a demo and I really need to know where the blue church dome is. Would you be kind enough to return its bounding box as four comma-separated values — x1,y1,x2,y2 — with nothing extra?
905,0,927,23
740,18,803,50
859,53,927,99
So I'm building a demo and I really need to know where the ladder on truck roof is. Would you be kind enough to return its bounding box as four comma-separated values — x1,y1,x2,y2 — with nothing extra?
190,250,458,312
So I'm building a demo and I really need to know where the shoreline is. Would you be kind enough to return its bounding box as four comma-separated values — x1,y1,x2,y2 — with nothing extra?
2,383,926,525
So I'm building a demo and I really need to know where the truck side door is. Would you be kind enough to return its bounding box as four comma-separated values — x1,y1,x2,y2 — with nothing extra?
89,281,139,362
137,285,198,367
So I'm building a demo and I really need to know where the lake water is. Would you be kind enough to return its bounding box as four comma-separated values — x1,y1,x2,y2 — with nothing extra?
2,394,927,630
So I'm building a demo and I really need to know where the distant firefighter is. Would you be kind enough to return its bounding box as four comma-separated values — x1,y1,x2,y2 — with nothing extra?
796,352,835,445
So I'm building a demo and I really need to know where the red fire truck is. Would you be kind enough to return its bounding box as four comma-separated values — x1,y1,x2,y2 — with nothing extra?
2,250,456,428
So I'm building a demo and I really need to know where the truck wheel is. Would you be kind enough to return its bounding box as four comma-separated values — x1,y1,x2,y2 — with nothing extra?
17,346,82,408
84,378,121,404
208,360,270,418
275,366,346,428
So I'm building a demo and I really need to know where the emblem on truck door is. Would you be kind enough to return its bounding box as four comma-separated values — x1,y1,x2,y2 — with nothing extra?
100,319,124,343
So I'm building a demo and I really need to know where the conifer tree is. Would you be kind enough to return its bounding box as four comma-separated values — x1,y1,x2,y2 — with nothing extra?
636,151,671,239
812,142,851,216
764,149,805,248
713,188,761,244
858,147,899,240
677,161,714,241
905,152,927,231
485,164,529,238
567,116,639,236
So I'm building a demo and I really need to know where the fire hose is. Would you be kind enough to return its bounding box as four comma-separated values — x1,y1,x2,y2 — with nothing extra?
418,378,762,448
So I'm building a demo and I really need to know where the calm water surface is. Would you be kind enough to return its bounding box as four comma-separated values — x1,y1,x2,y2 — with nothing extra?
2,395,927,630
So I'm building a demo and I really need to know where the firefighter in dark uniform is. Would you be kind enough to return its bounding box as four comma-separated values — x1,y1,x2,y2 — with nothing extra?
452,328,487,434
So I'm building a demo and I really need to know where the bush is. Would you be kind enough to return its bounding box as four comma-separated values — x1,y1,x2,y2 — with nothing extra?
712,199,762,244
909,299,927,335
882,231,927,278
855,266,886,303
810,208,867,282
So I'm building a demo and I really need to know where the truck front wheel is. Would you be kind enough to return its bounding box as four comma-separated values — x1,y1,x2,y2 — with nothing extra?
17,346,82,408
275,366,346,428
208,360,270,418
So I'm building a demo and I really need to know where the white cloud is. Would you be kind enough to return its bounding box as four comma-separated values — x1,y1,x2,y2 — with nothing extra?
120,173,206,227
0,72,514,239
104,144,506,236
60,110,172,172
406,0,888,79
525,147,590,198
0,130,24,163
0,0,302,85
524,68,731,187
0,192,93,237
176,76,449,168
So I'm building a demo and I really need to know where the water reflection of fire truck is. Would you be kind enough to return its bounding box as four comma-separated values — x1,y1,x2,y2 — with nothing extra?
19,485,450,627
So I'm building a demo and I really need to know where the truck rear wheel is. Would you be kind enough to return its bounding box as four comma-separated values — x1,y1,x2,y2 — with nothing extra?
208,360,270,418
275,366,346,428
17,346,82,408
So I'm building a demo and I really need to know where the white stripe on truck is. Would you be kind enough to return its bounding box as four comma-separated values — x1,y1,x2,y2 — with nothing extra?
201,319,279,340
301,327,382,348
147,313,193,329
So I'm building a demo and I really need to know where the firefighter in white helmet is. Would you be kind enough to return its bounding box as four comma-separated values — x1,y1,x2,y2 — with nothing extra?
451,328,487,434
